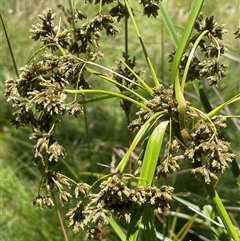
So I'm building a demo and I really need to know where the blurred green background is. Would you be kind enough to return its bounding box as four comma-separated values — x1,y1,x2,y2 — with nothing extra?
1,0,239,240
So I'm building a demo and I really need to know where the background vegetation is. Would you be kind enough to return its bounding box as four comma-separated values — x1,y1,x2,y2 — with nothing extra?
1,0,239,240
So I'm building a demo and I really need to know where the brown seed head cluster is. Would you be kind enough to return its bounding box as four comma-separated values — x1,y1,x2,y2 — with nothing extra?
129,85,178,132
170,12,229,86
185,116,234,184
66,175,173,238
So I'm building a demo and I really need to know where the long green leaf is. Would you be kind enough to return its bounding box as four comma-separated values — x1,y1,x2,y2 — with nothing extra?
85,66,148,102
207,93,240,118
204,184,240,240
115,112,165,173
181,30,208,88
126,121,169,241
77,88,147,105
159,4,179,47
124,0,160,87
139,121,169,185
164,1,204,144
120,59,154,95
142,205,157,241
126,205,145,241
108,217,126,241
64,89,150,111
169,0,204,85
84,61,152,95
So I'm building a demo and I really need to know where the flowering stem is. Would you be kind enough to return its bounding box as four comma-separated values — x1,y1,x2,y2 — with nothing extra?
52,193,69,241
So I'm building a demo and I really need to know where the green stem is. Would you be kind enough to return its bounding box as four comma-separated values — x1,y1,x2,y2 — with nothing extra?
181,30,209,88
99,0,102,13
0,13,19,78
68,0,77,42
120,59,153,95
84,65,148,101
52,193,69,241
76,88,146,105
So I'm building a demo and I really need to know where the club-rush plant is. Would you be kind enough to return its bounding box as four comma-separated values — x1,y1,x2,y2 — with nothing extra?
4,0,240,240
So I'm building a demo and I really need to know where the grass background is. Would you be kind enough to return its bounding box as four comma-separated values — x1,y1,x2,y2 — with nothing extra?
1,0,239,240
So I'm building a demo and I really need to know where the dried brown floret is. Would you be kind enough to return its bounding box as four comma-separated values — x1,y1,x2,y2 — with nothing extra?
234,27,240,39
59,191,72,204
139,0,162,18
75,183,91,198
33,195,55,209
66,202,85,232
157,154,184,178
109,1,128,22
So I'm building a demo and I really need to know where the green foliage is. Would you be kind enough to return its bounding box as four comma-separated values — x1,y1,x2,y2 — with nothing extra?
1,0,240,240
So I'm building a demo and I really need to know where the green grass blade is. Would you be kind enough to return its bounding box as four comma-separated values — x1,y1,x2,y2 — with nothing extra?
0,13,19,78
124,0,159,87
142,205,157,241
120,59,154,95
77,88,147,105
126,205,145,241
64,89,150,111
204,184,240,240
85,66,149,102
139,120,169,185
126,121,169,241
207,93,240,118
108,217,126,241
192,79,213,112
166,1,204,144
181,30,208,88
169,1,204,85
115,112,165,173
85,60,148,90
159,4,179,47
